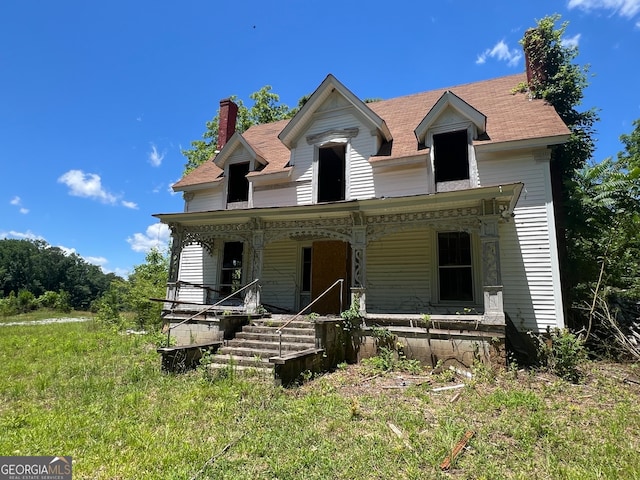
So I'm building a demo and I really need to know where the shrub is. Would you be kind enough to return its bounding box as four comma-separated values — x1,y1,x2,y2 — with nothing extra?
534,328,587,382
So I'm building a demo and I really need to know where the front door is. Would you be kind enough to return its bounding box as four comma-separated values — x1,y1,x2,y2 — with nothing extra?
310,240,350,315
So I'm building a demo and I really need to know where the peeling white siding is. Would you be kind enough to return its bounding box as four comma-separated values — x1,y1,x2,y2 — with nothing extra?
366,229,432,313
478,153,563,332
260,239,299,311
176,244,218,305
373,166,429,198
187,188,224,212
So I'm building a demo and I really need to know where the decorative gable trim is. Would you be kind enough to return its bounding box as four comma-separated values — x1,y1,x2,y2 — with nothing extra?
306,127,359,146
278,74,392,149
414,91,486,145
214,132,267,169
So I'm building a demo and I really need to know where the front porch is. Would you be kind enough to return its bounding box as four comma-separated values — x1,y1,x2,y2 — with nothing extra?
155,184,522,382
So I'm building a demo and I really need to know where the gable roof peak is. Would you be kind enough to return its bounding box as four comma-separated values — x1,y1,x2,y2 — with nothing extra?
414,90,487,144
278,73,392,149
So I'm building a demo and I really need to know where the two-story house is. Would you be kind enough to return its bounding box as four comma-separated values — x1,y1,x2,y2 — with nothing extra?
155,72,570,370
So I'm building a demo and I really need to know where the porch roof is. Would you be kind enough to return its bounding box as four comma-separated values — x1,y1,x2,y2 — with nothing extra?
154,183,523,227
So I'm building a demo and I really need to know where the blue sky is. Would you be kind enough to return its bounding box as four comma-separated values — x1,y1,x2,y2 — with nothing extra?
1,0,639,277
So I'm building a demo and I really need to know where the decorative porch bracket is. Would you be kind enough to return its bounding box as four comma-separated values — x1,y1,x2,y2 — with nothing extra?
480,215,505,325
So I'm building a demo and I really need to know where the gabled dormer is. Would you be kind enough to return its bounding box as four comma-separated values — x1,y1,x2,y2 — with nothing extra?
278,74,392,204
214,132,268,209
414,91,486,192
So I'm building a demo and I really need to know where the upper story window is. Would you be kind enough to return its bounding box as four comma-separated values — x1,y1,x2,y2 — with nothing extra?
227,162,250,204
433,130,469,183
317,144,346,202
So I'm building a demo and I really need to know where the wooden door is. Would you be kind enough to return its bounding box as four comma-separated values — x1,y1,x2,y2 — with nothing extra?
311,240,350,315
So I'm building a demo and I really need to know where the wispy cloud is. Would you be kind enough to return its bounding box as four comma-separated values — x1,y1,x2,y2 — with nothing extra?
121,200,139,210
567,0,640,18
85,255,108,267
58,170,118,204
0,230,44,241
562,33,582,48
476,40,522,67
127,223,170,253
148,144,165,167
9,196,29,214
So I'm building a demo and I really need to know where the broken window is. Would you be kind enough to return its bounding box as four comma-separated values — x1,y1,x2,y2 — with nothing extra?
301,247,312,293
433,130,469,183
220,241,243,296
227,162,250,203
317,144,346,202
437,232,473,302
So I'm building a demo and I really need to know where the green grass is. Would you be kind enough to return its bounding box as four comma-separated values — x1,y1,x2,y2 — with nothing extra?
1,320,639,479
0,309,92,323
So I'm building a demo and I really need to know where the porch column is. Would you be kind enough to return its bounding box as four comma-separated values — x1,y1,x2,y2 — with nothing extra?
479,216,505,325
246,222,264,312
350,212,367,316
167,224,184,302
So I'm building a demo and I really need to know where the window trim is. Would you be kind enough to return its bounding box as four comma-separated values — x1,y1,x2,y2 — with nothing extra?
224,159,254,208
427,123,478,193
311,139,351,204
432,230,481,305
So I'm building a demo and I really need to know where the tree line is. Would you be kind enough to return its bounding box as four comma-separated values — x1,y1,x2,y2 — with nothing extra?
0,239,120,314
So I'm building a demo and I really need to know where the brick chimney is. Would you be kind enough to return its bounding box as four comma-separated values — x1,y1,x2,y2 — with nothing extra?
523,28,547,86
218,98,238,150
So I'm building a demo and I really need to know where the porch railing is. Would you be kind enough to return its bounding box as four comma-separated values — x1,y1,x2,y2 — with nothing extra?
164,279,260,347
275,278,344,356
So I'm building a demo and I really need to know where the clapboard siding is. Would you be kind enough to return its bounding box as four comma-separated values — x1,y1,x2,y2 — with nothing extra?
260,239,299,311
373,167,429,198
499,206,558,332
187,188,224,212
176,244,206,304
253,184,298,208
366,229,432,313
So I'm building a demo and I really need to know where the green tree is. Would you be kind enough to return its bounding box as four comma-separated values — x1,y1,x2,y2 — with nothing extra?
125,248,169,329
181,86,296,175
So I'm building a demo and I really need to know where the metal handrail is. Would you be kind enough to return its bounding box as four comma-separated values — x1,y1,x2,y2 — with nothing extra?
164,278,260,347
276,278,344,356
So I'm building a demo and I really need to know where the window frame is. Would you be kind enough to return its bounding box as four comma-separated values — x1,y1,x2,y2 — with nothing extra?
312,140,350,204
433,230,480,305
427,123,478,193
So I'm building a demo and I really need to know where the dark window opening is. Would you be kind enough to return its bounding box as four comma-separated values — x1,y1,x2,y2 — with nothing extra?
301,247,312,293
438,232,473,302
220,241,243,296
434,130,469,183
317,145,346,202
227,162,250,203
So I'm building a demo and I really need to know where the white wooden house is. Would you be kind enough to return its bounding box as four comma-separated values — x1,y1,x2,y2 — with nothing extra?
155,72,570,369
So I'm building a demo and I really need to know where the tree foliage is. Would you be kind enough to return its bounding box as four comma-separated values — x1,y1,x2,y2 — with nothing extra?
95,248,168,329
181,86,299,175
0,239,118,310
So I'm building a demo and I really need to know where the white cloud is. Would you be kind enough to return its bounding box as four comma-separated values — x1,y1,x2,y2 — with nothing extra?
562,33,582,48
568,0,640,17
121,200,139,209
127,222,170,253
0,230,44,241
9,196,29,214
85,256,108,267
476,40,522,67
58,170,117,205
148,144,165,167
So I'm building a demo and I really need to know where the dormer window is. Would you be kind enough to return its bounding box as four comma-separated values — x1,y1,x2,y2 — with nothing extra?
317,144,346,202
433,130,469,183
227,162,250,204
